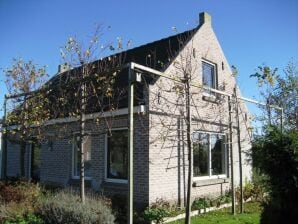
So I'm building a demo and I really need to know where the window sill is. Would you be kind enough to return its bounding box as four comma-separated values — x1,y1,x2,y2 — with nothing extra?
68,178,92,187
193,178,229,187
101,180,128,192
104,178,128,184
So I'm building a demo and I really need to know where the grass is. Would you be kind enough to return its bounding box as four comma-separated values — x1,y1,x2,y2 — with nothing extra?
170,202,262,224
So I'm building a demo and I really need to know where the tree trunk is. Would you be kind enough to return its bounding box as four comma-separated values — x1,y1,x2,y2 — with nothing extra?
234,89,243,213
228,96,236,215
80,68,86,204
20,142,26,177
1,97,8,179
185,78,192,224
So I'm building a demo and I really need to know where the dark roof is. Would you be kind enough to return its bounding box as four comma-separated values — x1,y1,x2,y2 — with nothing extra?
49,25,199,85
117,26,199,71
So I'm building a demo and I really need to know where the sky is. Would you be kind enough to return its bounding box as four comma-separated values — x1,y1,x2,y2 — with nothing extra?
0,0,297,117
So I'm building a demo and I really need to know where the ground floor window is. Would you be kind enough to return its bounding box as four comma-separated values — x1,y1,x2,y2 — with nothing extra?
30,143,41,181
193,132,227,178
106,129,128,181
73,135,92,178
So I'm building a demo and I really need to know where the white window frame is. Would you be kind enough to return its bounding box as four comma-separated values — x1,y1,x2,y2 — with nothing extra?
72,134,92,180
104,127,128,184
202,60,217,97
193,131,227,181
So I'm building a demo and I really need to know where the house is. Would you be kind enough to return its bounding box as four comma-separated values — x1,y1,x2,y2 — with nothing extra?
2,12,252,208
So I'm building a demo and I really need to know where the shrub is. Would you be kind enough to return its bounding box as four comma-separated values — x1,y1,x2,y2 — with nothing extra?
4,213,44,224
251,126,298,224
191,197,210,210
0,181,42,222
36,190,115,224
143,198,180,224
0,180,41,204
143,207,170,224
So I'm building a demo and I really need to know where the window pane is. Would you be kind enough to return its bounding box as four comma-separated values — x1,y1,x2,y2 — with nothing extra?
73,136,92,177
193,133,209,177
202,62,215,88
211,134,225,175
31,144,41,181
107,130,128,180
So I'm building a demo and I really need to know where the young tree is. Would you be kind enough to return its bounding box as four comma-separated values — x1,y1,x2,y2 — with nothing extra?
250,60,298,131
58,25,126,203
3,58,49,178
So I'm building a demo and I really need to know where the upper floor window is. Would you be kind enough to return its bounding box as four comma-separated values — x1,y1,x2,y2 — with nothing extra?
73,135,92,179
193,132,227,179
202,61,216,89
106,129,128,182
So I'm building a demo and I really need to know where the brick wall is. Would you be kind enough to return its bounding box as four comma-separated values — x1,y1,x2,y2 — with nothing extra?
148,21,252,205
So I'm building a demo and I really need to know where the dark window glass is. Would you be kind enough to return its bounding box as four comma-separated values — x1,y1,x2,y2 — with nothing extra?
193,133,209,177
107,130,128,180
73,136,92,177
211,134,225,175
193,132,226,177
202,62,215,88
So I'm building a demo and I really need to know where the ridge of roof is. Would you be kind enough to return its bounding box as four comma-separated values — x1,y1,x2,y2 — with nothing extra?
108,25,200,71
48,25,200,85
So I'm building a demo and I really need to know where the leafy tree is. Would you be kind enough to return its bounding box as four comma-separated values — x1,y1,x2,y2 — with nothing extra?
58,25,126,204
251,60,298,130
3,58,49,177
272,61,298,130
251,126,298,224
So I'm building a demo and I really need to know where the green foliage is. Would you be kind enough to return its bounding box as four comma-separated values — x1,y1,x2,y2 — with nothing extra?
251,126,298,224
143,198,181,224
0,181,41,204
250,65,278,87
36,190,115,224
251,61,298,130
192,193,232,211
4,213,44,224
273,61,298,130
192,197,210,210
143,207,170,224
235,179,267,203
170,202,262,224
0,181,42,223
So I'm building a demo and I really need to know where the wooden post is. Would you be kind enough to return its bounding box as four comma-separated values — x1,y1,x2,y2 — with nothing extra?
228,96,236,215
234,89,243,213
185,75,193,224
1,96,8,179
80,66,86,204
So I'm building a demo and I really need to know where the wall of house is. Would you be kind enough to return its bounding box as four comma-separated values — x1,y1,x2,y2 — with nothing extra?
37,114,150,207
148,17,252,205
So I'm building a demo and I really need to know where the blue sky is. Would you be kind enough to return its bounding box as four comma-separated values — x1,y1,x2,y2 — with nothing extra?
0,0,297,116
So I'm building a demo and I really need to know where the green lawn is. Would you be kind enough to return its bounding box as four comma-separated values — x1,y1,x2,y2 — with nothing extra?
170,202,261,224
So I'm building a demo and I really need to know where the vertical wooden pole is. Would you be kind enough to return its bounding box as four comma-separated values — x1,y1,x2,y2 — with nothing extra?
1,96,7,179
128,65,134,224
234,90,243,213
80,67,86,204
228,96,236,215
185,76,192,224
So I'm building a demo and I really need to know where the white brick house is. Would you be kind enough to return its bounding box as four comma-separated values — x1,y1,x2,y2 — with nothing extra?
3,12,252,208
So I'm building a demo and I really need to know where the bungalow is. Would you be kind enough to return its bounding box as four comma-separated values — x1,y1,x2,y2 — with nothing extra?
1,12,252,208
